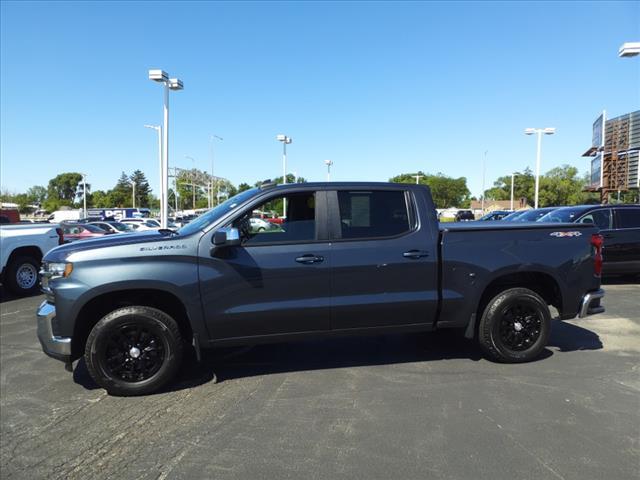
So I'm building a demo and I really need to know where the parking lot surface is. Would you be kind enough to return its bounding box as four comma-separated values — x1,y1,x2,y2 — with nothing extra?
1,281,639,480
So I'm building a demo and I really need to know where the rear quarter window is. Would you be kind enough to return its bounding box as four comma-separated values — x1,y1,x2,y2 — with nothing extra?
615,208,640,229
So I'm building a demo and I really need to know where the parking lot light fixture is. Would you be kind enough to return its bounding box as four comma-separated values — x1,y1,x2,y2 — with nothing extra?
524,127,555,209
619,42,640,57
210,135,223,208
510,172,518,211
324,160,333,181
148,68,184,228
276,134,292,216
81,173,87,218
144,124,162,216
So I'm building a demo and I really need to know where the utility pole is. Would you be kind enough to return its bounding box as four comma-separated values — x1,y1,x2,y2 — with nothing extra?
413,174,423,184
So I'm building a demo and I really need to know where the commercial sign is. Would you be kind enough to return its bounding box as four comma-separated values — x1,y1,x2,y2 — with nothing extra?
592,111,606,149
590,154,603,188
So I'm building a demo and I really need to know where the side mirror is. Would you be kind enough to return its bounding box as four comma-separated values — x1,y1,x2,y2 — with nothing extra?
211,227,241,255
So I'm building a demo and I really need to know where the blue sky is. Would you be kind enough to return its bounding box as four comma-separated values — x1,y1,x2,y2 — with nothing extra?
1,1,638,199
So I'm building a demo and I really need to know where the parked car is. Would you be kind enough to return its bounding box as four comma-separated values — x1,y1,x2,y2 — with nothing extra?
121,219,161,231
62,223,110,242
538,204,640,276
0,208,21,224
501,210,528,221
1,223,63,295
478,210,512,221
504,207,558,222
455,210,475,221
37,182,604,396
249,217,276,232
89,221,134,234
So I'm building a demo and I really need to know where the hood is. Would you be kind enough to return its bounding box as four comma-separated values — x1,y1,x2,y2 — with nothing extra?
44,231,184,261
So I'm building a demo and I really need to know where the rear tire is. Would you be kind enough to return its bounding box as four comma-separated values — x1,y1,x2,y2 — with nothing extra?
84,306,183,396
478,287,551,363
5,255,40,295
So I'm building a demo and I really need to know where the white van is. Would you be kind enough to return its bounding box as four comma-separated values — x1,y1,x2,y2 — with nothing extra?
47,209,82,223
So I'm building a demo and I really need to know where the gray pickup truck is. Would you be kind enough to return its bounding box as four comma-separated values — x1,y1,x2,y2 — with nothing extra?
38,182,605,395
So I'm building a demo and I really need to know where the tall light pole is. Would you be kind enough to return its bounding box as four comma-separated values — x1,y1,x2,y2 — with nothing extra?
144,124,162,216
81,173,87,218
131,180,136,209
276,134,292,217
185,155,196,209
510,172,518,211
413,174,423,184
481,151,487,213
324,160,333,181
525,127,555,209
210,135,223,208
149,69,183,228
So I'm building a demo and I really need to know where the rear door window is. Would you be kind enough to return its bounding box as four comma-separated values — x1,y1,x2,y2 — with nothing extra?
337,190,411,239
615,208,640,228
577,209,612,230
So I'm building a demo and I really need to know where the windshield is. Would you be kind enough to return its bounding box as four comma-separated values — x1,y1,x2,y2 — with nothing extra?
538,208,584,223
111,222,131,231
178,188,261,236
508,209,555,222
84,223,107,233
502,211,525,221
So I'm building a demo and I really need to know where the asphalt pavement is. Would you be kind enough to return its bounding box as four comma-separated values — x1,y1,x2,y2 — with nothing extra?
1,280,639,480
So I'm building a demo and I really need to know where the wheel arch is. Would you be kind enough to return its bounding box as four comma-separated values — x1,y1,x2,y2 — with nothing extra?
71,288,193,359
466,271,561,340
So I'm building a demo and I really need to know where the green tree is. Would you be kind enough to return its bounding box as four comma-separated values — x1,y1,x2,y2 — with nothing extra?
45,172,83,211
26,185,47,205
484,167,535,206
90,190,111,208
237,182,252,193
130,170,152,207
538,165,597,207
110,172,134,207
389,171,471,208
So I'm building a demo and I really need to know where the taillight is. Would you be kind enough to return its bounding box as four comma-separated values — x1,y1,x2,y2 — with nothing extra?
591,233,603,277
55,228,64,245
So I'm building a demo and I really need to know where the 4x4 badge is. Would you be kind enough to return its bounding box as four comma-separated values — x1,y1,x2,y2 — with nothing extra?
550,231,582,238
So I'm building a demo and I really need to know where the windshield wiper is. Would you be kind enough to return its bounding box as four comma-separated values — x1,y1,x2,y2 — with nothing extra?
158,229,179,236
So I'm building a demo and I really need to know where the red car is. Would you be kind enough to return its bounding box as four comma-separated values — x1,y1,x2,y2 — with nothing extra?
62,223,110,242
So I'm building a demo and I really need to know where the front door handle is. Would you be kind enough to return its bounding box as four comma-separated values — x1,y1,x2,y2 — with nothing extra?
295,254,324,264
403,250,429,259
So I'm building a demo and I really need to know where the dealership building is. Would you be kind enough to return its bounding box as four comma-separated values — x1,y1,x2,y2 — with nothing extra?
583,110,639,202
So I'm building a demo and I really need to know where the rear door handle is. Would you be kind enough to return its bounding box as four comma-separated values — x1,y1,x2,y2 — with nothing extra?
295,254,324,264
403,250,429,259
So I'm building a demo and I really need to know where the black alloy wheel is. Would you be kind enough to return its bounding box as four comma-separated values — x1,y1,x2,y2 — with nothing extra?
497,303,542,351
85,306,183,396
478,287,551,363
102,324,167,382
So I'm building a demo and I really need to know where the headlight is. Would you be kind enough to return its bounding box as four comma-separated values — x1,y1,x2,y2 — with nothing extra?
47,262,73,278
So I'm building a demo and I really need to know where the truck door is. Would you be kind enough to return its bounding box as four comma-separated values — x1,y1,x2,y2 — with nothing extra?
199,190,332,340
327,188,439,330
611,207,640,274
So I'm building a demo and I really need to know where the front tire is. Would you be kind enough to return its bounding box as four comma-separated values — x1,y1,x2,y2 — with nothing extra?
5,255,40,295
478,287,551,363
84,306,183,396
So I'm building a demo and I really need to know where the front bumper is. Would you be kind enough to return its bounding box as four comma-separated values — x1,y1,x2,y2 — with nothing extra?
578,289,605,318
37,301,72,362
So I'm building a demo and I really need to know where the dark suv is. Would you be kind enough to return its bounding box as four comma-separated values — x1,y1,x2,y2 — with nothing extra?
539,204,640,276
455,210,475,221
